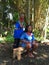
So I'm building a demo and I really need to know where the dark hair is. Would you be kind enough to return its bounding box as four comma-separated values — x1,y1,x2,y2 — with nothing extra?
25,25,32,32
19,13,24,17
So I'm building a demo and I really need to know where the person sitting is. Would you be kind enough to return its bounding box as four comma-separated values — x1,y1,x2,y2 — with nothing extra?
17,25,38,60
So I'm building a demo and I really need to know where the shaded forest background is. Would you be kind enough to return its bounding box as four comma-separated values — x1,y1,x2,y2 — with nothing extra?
0,0,49,43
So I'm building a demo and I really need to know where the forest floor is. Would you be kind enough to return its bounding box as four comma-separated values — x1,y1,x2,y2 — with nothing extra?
0,42,49,65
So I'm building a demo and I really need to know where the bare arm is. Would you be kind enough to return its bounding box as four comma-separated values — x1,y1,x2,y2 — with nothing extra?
21,39,29,44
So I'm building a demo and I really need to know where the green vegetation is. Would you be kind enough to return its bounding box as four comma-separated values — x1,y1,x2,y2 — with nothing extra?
13,12,19,22
34,29,44,41
5,35,14,43
0,35,14,43
0,0,49,43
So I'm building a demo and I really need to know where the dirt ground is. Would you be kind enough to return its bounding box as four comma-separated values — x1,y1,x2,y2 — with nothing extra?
0,43,49,65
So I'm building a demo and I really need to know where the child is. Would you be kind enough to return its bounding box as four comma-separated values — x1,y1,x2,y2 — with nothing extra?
17,25,38,60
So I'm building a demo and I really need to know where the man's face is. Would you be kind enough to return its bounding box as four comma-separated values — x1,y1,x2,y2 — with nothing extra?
20,14,24,22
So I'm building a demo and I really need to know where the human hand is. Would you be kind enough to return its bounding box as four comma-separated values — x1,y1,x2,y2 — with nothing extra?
26,42,31,49
23,28,25,31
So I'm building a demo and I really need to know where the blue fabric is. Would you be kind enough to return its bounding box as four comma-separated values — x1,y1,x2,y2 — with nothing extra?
19,43,26,48
13,21,24,38
20,33,35,48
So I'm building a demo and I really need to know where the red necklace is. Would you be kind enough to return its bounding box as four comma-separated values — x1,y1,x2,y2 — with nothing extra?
27,32,31,36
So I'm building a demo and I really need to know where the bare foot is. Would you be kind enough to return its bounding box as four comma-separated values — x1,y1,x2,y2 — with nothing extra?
28,53,34,58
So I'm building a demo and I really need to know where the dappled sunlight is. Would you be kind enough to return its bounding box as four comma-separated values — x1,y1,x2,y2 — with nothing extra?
3,60,8,63
0,37,6,42
0,60,9,65
42,54,48,58
1,60,8,65
41,39,49,43
43,7,49,40
36,56,45,60
0,37,4,41
41,39,49,45
36,53,48,60
4,31,8,35
33,51,38,55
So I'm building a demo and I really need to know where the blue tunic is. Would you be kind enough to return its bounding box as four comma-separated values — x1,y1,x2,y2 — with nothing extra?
13,21,24,39
20,32,35,48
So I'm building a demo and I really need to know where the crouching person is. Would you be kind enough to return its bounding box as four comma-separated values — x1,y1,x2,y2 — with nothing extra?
17,25,38,60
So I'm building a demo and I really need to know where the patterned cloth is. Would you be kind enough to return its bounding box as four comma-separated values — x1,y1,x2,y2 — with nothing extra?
20,32,35,48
